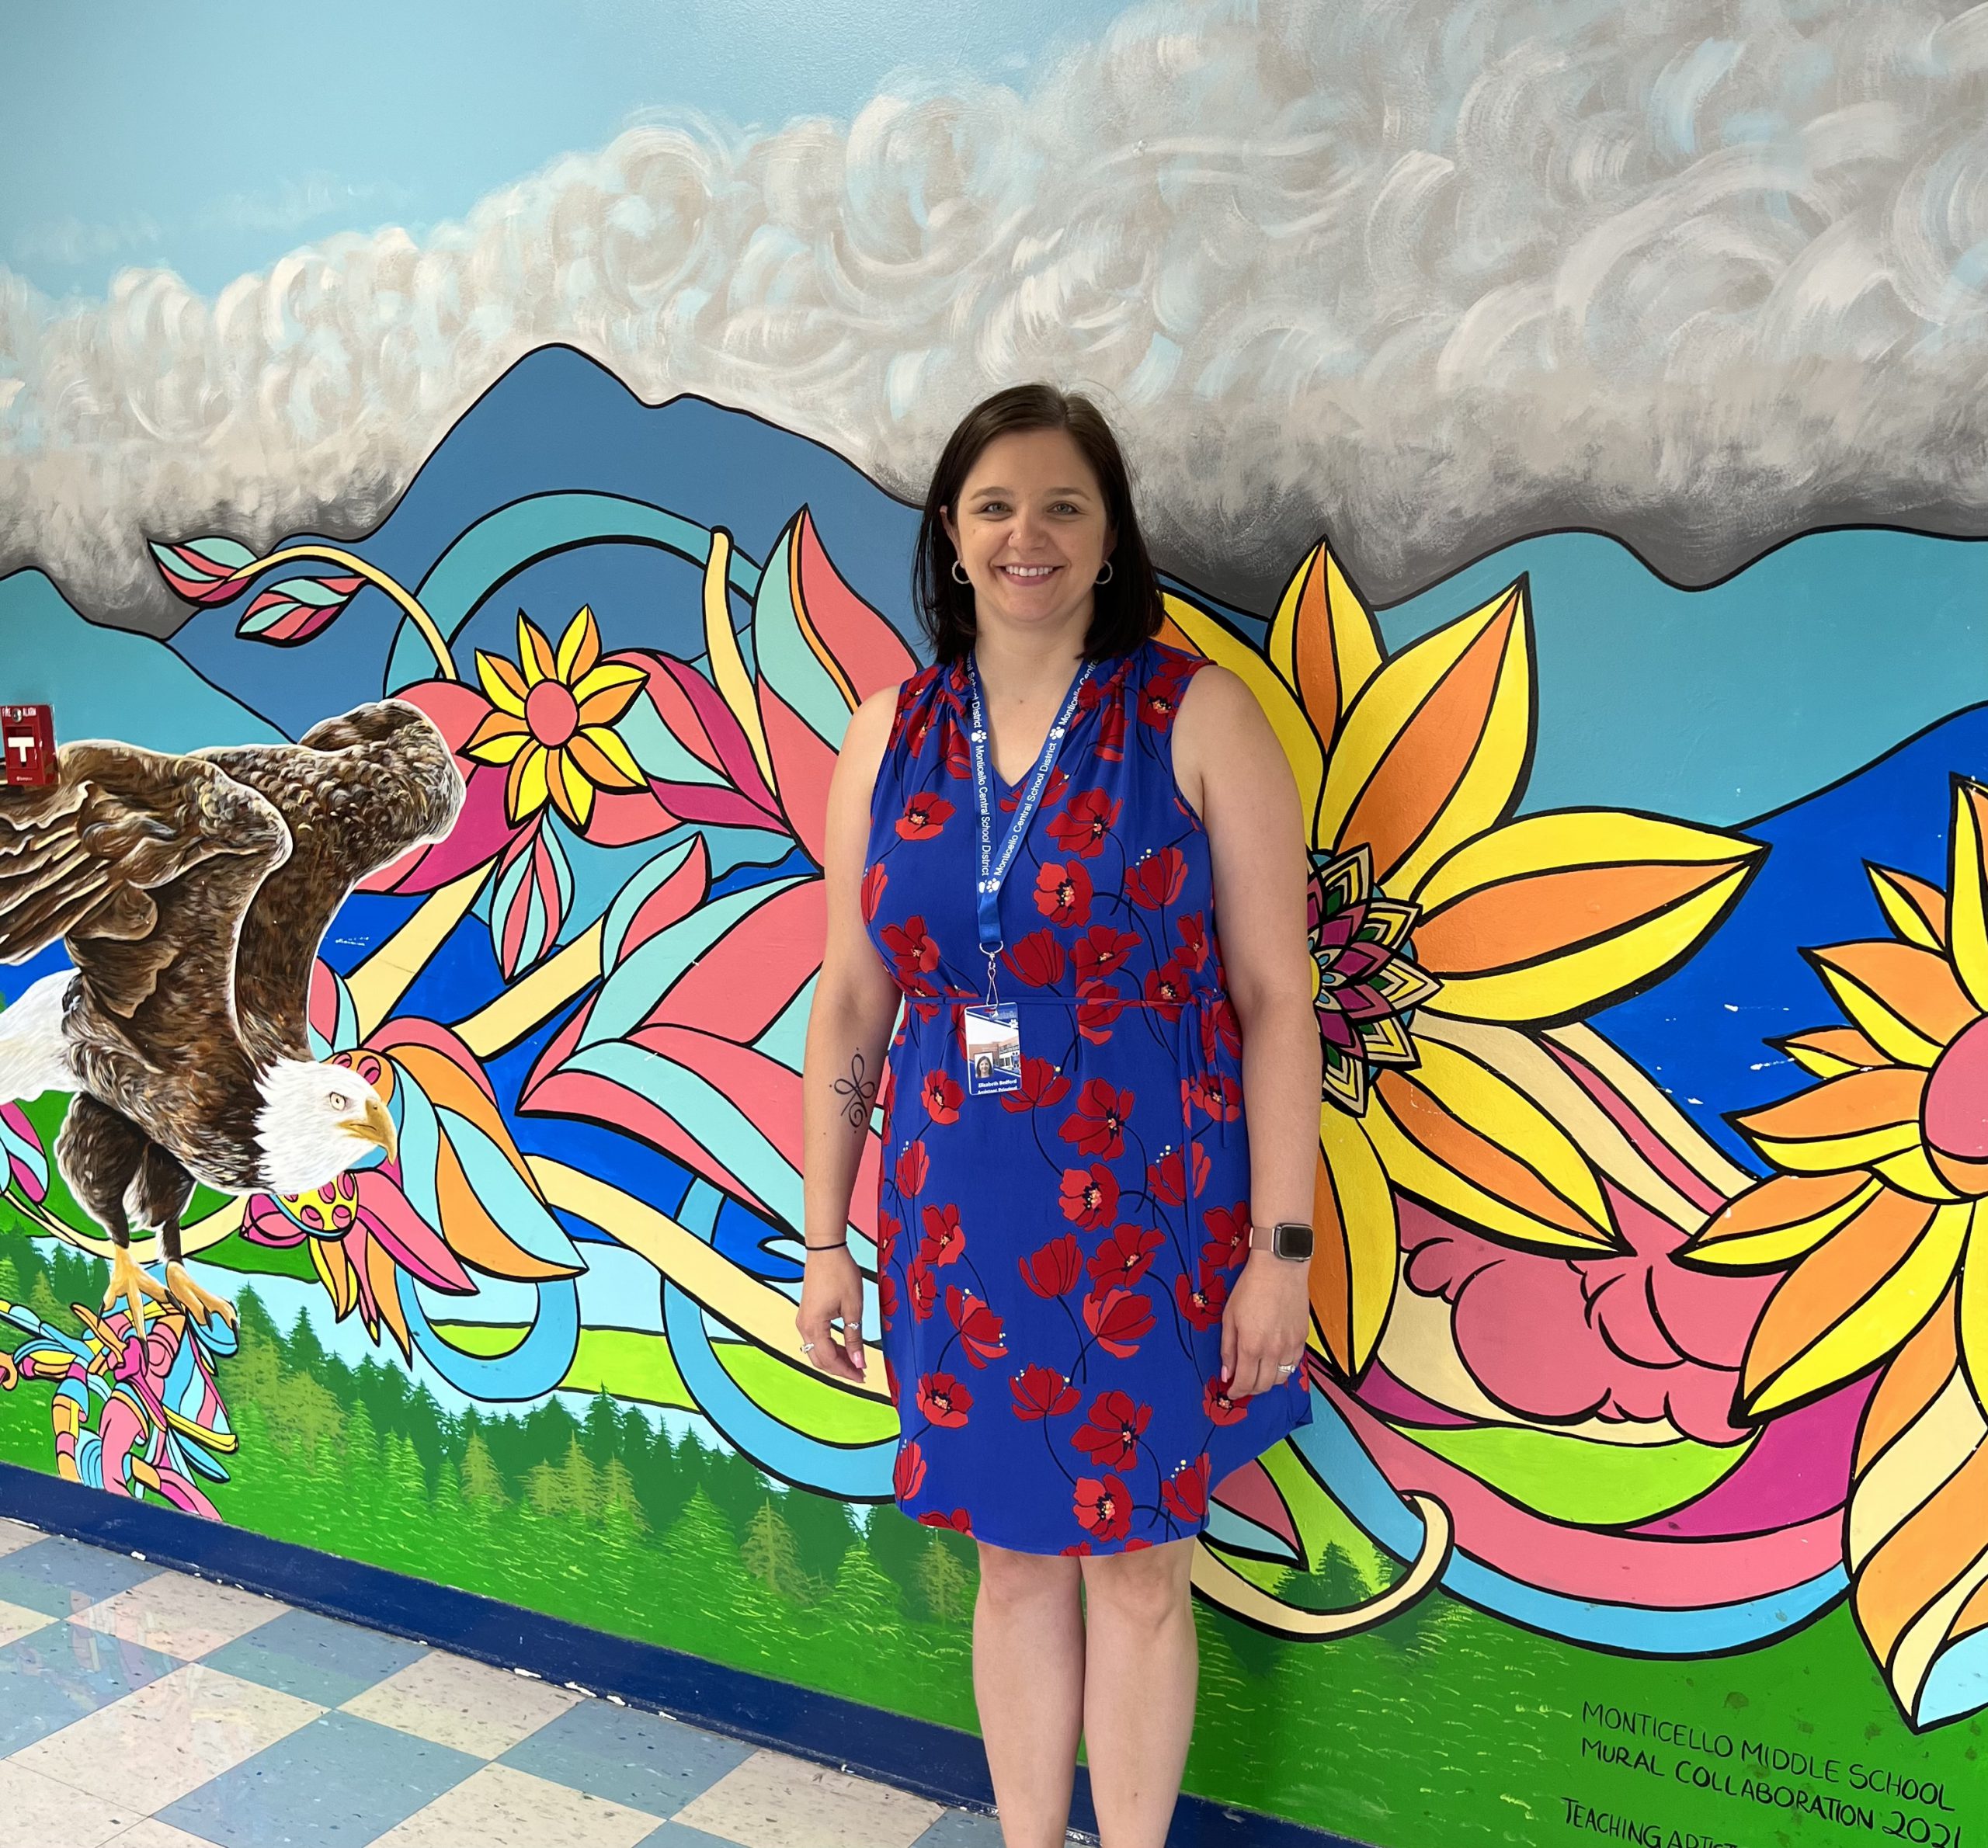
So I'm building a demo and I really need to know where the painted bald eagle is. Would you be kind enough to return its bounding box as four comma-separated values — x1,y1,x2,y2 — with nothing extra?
0,701,464,1332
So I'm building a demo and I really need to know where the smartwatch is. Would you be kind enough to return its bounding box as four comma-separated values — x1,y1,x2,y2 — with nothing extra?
1249,1221,1315,1261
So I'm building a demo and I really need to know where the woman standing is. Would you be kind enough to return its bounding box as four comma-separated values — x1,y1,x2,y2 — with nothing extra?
799,384,1319,1846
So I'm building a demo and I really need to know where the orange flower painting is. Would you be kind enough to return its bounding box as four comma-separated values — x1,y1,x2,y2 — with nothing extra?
1160,547,1764,1378
1691,775,1988,1727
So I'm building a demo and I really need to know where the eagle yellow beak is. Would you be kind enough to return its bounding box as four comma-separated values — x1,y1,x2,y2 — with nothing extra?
346,1093,398,1166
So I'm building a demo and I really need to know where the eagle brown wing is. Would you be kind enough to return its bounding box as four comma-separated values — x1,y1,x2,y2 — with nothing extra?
197,700,464,1068
0,742,290,1086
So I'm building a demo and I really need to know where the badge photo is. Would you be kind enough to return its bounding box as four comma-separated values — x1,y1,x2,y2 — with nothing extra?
962,1002,1023,1096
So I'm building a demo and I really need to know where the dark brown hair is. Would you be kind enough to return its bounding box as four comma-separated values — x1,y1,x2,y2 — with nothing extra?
912,383,1164,665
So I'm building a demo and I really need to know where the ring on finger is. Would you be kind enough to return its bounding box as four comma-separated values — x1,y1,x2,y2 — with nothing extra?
801,1340,816,1355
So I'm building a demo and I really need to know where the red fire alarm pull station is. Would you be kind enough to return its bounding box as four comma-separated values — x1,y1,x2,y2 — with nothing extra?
0,706,56,787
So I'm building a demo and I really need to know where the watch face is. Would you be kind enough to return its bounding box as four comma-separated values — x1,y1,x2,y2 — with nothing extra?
1274,1222,1314,1259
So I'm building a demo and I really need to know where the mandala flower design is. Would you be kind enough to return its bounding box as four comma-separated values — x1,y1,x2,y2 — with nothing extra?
1307,845,1441,1114
1163,543,1764,1377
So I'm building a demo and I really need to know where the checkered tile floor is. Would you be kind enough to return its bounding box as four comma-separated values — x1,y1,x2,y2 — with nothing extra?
0,1517,1058,1848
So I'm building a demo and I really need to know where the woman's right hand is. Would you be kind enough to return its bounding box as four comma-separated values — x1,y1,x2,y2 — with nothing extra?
795,1246,868,1383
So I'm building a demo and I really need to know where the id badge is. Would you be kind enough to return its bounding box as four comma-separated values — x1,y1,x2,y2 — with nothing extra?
962,1002,1023,1096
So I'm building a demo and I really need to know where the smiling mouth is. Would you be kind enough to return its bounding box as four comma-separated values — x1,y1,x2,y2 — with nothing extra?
999,564,1062,582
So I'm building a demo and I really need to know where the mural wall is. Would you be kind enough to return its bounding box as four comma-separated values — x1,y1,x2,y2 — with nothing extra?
4,2,1987,1843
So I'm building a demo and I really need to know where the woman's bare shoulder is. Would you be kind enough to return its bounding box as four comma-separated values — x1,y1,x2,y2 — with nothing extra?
1173,658,1270,755
1178,658,1256,717
832,682,906,797
843,682,902,753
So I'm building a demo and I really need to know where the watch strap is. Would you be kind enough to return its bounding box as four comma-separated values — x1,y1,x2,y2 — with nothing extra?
1249,1221,1315,1259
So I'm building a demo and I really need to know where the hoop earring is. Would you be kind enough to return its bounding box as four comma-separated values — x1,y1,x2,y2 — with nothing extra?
951,561,970,585
1095,561,1114,585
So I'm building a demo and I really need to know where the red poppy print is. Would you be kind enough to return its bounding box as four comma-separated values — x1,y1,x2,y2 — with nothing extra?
1160,1454,1211,1523
1048,788,1122,859
896,792,956,841
1199,994,1242,1061
919,1203,966,1267
1000,1056,1071,1113
1174,1263,1229,1329
1071,926,1139,982
881,916,940,982
941,715,972,779
895,1441,927,1499
1097,697,1127,762
922,1070,964,1124
1145,960,1189,1021
1087,1223,1164,1298
1018,1231,1083,1299
1013,1363,1081,1420
861,862,888,923
876,1209,902,1271
1138,665,1192,729
1072,1389,1151,1468
1125,846,1187,909
878,1270,899,1322
1002,929,1067,988
909,1259,938,1322
1083,1286,1156,1358
919,1507,974,1531
1147,1142,1211,1206
1058,1163,1119,1230
1204,1374,1249,1424
1074,1473,1132,1541
1034,860,1093,926
1176,911,1208,970
946,1286,1009,1367
895,1141,930,1195
918,1370,973,1427
1058,1080,1134,1159
1076,978,1126,1044
1201,1202,1249,1270
1184,1072,1242,1122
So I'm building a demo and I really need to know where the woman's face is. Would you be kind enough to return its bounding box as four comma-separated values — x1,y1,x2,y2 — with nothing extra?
942,427,1115,644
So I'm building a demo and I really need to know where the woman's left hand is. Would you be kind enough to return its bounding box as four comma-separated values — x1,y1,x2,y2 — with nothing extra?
1219,1255,1312,1400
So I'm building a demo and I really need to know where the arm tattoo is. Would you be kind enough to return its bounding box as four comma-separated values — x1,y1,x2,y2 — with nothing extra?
832,1051,878,1131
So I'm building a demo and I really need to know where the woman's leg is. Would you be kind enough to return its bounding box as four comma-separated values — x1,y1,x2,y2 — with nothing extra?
1078,1537,1199,1847
973,1540,1085,1846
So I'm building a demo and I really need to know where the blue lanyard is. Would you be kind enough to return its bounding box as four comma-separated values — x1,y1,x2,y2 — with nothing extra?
966,652,1093,1000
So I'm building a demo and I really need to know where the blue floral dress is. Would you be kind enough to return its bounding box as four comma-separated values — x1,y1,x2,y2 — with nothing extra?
861,636,1312,1554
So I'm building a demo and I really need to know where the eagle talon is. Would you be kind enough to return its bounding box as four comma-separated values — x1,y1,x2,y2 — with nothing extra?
103,1249,169,1339
165,1261,236,1331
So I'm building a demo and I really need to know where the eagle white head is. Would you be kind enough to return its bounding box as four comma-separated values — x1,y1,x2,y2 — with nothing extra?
255,1059,398,1196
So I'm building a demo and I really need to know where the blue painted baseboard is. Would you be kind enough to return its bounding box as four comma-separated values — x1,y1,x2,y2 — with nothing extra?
0,1461,1360,1848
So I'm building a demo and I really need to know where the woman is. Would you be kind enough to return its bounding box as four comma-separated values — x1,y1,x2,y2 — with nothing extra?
798,383,1319,1847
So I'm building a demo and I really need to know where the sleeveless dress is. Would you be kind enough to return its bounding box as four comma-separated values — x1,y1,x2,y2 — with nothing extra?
860,635,1313,1555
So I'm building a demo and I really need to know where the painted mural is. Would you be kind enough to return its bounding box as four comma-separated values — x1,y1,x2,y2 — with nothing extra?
6,1,1988,1843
